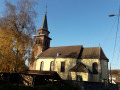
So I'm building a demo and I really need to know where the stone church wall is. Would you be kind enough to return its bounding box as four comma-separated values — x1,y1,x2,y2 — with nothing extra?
36,58,76,80
101,59,108,80
70,72,88,81
80,59,99,71
36,58,53,70
79,59,100,82
29,61,37,70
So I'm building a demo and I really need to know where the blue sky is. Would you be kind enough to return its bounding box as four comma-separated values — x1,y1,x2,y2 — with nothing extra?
0,0,120,69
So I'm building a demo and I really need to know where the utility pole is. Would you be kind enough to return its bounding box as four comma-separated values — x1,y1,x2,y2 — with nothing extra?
110,63,112,83
108,7,120,84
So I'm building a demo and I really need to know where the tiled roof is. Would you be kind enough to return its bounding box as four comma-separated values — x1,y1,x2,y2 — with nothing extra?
69,62,91,73
38,45,82,58
80,47,108,60
21,70,61,80
37,45,109,60
21,70,57,75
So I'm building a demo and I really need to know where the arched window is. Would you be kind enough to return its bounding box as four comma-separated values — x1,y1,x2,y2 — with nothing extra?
40,61,44,71
92,62,98,74
50,61,54,71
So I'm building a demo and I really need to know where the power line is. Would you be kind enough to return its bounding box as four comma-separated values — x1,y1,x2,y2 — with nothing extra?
104,18,117,44
117,50,120,60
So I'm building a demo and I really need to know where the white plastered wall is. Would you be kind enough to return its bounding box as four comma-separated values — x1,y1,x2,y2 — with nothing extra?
36,58,76,80
78,59,100,82
71,72,88,81
101,59,108,80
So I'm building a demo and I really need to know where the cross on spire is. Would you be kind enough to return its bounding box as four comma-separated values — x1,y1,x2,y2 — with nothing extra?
40,4,48,30
46,4,47,14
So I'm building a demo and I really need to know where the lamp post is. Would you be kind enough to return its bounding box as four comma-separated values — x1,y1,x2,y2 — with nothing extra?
108,8,120,83
109,9,120,61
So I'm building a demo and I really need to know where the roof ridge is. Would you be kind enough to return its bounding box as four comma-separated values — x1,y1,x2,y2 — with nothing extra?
84,47,100,48
37,45,82,58
80,46,109,60
50,45,83,48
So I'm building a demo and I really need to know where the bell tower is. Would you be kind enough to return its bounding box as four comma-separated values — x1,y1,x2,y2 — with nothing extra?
33,13,51,57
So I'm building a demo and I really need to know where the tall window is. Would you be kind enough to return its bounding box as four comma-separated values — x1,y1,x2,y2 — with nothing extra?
36,39,38,44
40,61,44,71
92,62,98,74
50,61,54,71
36,39,41,44
61,62,65,72
38,40,41,44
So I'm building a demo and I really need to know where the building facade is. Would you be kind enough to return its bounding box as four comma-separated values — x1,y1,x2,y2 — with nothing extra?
30,13,109,82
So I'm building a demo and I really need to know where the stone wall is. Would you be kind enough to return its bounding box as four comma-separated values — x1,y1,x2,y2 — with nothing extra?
36,58,76,80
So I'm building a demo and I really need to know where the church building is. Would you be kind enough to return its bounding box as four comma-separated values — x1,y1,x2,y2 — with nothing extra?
30,13,109,82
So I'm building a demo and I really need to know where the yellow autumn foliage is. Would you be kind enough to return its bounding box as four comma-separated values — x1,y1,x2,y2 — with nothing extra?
0,0,36,72
0,27,27,72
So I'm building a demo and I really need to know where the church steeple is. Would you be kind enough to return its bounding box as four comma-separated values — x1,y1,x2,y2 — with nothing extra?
33,13,51,57
40,13,48,30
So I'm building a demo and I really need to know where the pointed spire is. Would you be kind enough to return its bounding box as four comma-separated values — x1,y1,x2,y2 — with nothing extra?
40,13,48,30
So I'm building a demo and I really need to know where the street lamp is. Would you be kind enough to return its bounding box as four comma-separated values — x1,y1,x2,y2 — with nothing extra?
108,14,115,17
109,11,120,83
108,12,120,60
